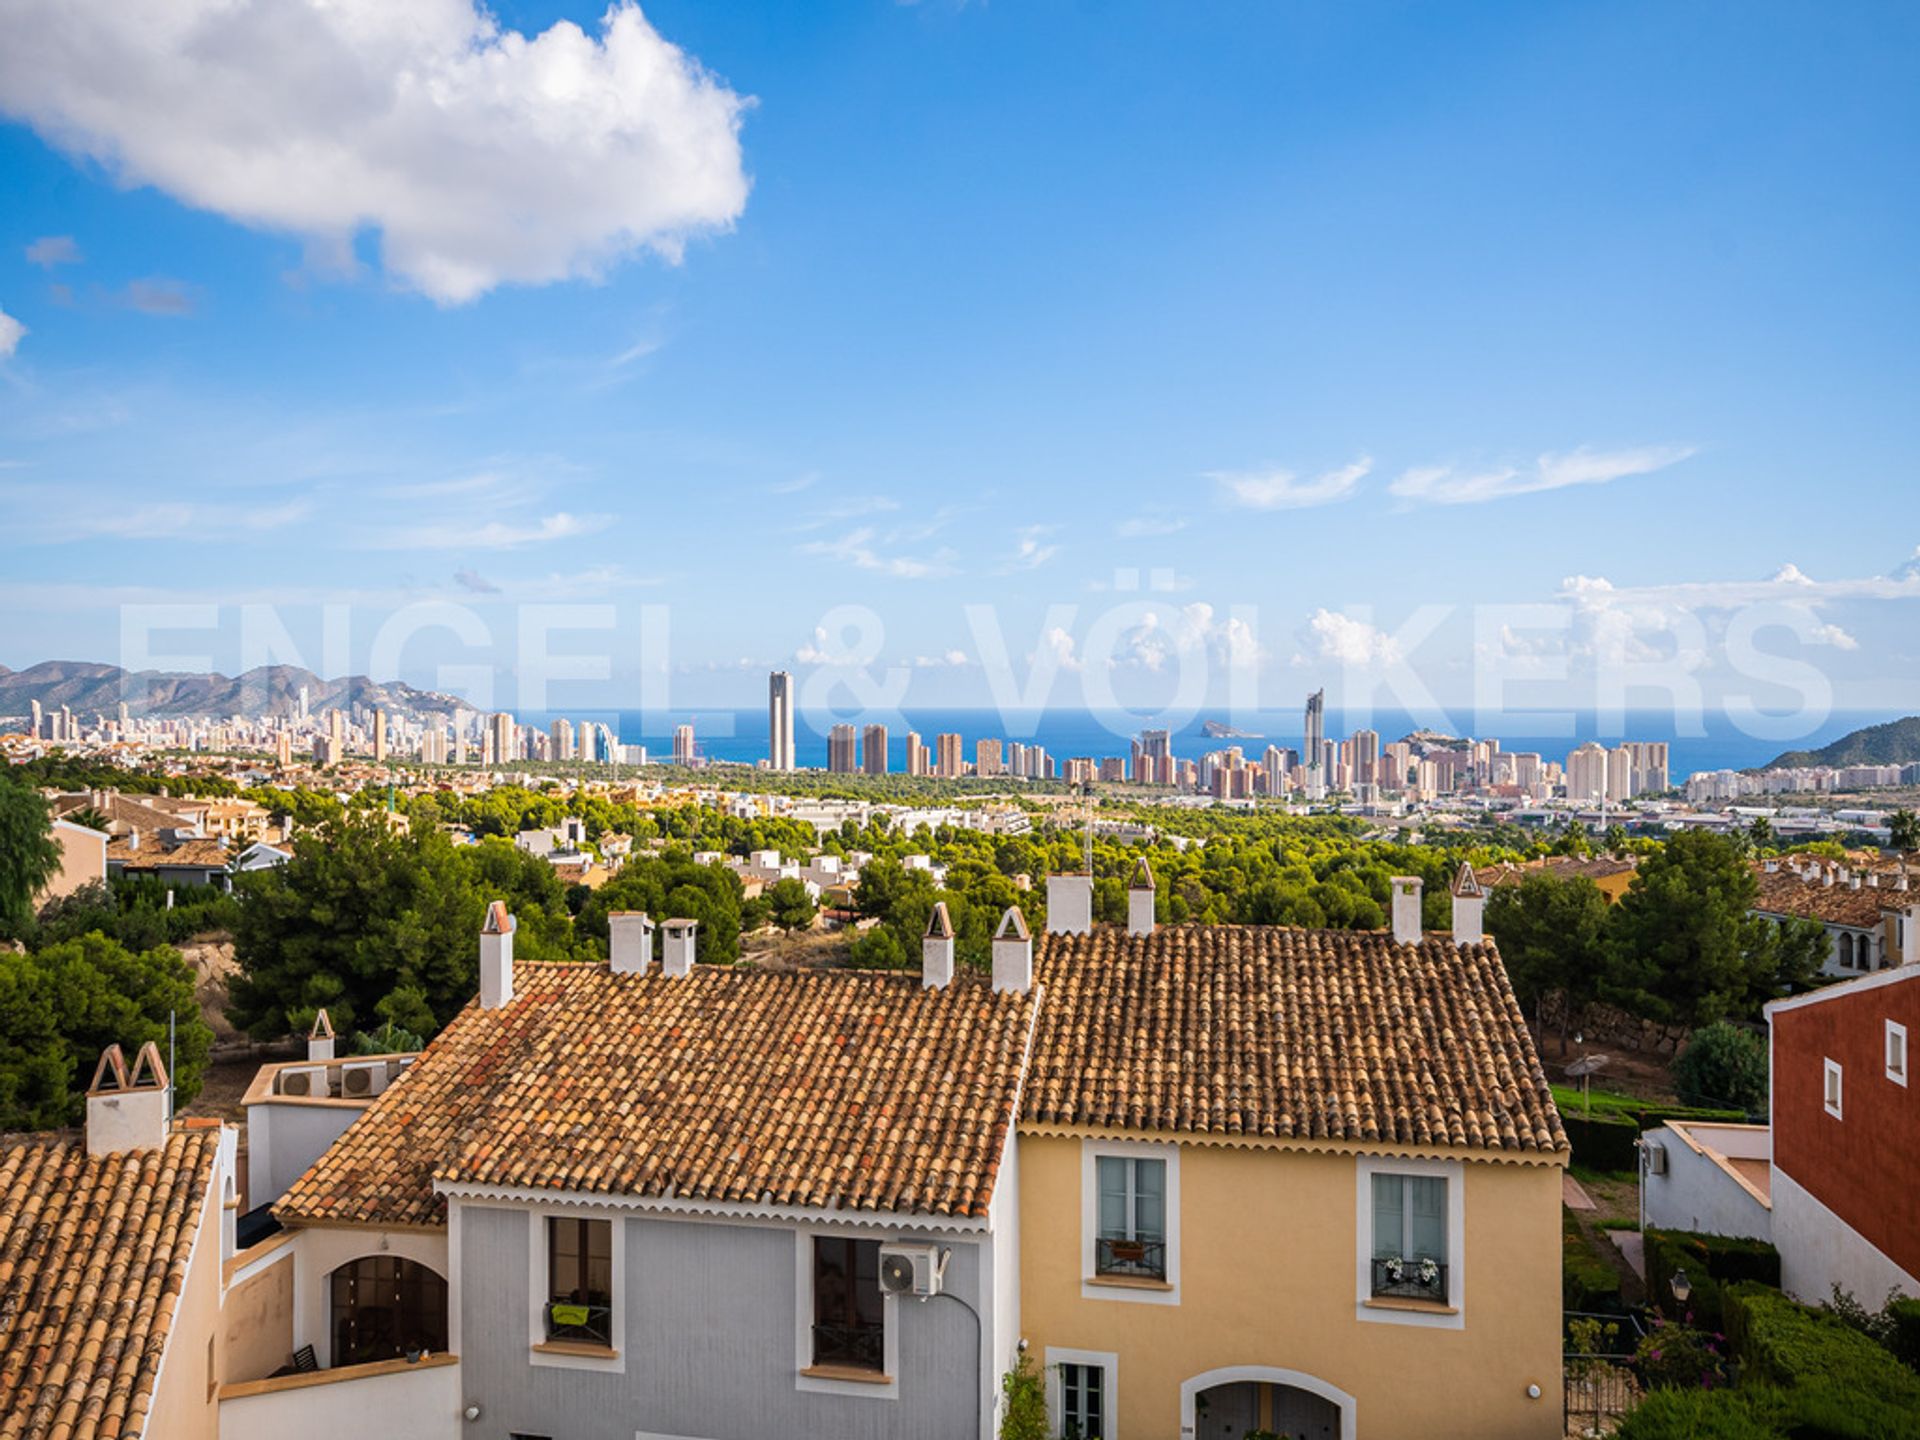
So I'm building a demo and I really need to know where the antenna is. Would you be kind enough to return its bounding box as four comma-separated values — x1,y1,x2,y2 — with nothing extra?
1082,778,1094,875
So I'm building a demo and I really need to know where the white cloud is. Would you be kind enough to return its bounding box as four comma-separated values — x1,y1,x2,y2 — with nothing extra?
1391,444,1694,505
1305,608,1400,665
0,0,751,304
0,306,24,358
1000,526,1060,572
1037,626,1082,673
797,527,955,579
912,649,970,668
366,510,608,549
1212,456,1370,511
122,278,195,316
25,235,82,268
1115,514,1186,538
1810,621,1859,651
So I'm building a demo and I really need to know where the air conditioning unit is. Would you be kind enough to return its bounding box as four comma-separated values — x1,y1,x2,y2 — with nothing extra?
276,1065,330,1098
878,1242,947,1298
340,1061,389,1098
1643,1141,1668,1176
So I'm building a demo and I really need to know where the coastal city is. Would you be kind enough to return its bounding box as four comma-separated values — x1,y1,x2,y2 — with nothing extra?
4,4,1919,1440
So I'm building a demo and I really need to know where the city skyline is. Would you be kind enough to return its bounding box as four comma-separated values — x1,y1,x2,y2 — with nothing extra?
1,2,1918,712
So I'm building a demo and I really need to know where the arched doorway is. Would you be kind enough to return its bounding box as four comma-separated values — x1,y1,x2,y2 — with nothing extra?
1181,1366,1355,1440
329,1255,448,1367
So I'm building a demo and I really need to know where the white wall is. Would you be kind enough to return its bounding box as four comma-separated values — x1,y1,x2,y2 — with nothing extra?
1773,1166,1919,1305
246,1103,365,1212
1644,1124,1772,1241
220,1357,461,1440
292,1226,450,1367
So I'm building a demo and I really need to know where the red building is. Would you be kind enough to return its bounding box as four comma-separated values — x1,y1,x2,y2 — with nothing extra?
1767,965,1920,1302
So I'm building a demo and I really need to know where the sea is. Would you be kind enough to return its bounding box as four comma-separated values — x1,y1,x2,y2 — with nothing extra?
516,707,1905,783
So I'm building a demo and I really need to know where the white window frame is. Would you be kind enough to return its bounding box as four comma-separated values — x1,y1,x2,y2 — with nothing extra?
793,1228,900,1399
1080,1139,1180,1306
527,1206,626,1372
1887,1022,1908,1087
1824,1057,1844,1118
1046,1346,1119,1440
1354,1154,1464,1329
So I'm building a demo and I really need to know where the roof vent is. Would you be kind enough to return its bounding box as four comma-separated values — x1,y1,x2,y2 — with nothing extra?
992,907,1032,993
663,918,698,978
923,902,956,989
307,1008,336,1062
1450,862,1485,945
86,1042,170,1156
1390,876,1424,946
480,901,515,1009
1127,857,1156,937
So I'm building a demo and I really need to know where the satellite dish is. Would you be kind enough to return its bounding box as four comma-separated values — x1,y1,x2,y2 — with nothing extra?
1565,1055,1611,1078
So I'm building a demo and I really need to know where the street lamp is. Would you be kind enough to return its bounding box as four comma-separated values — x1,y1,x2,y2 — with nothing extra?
1670,1269,1692,1306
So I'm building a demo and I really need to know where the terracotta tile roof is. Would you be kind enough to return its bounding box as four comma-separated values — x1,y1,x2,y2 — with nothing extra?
109,837,229,871
0,1130,218,1440
278,964,1037,1230
1751,867,1901,928
1023,925,1567,1156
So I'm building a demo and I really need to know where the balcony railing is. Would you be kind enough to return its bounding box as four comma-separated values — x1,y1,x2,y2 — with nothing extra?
1095,1235,1167,1281
811,1321,885,1372
1371,1256,1448,1302
544,1301,612,1347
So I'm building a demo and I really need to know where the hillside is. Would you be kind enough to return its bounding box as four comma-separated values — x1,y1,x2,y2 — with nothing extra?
0,660,465,722
1764,716,1920,771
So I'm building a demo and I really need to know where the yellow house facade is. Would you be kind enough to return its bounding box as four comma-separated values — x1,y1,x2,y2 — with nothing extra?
1017,867,1568,1440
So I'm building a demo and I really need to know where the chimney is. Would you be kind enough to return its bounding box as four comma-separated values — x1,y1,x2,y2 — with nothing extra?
992,907,1032,993
662,918,698,977
307,1009,336,1062
1764,859,1779,874
922,902,956,989
609,911,656,975
1904,901,1920,968
86,1043,170,1156
1822,867,1835,888
1389,876,1424,946
1127,857,1156,937
480,901,515,1009
1851,872,1862,891
1045,872,1093,936
1449,862,1485,945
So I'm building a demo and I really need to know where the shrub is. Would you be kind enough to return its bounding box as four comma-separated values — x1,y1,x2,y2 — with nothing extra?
1562,1112,1643,1173
1564,1213,1624,1311
1889,1298,1920,1373
1614,1386,1787,1440
1644,1230,1781,1331
1675,1023,1769,1113
1635,1316,1729,1391
1726,1284,1920,1411
997,1351,1047,1440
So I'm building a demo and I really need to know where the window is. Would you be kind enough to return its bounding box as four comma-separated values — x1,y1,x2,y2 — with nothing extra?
1095,1155,1166,1279
1888,1022,1909,1087
1370,1172,1448,1302
1824,1058,1844,1118
546,1216,613,1346
1840,933,1857,970
329,1256,448,1366
810,1236,884,1373
1060,1361,1107,1439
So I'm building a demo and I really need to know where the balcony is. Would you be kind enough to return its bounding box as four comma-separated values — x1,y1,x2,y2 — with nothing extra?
544,1301,613,1347
1095,1235,1167,1281
811,1321,885,1372
1371,1256,1448,1303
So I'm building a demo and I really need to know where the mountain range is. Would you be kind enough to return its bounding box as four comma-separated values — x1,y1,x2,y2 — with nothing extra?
1764,716,1920,771
0,661,465,722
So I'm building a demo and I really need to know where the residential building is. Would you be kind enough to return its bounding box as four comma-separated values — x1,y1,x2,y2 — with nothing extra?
1564,743,1609,805
828,723,857,774
1750,857,1919,976
1304,688,1326,798
490,711,516,765
371,710,388,763
936,732,965,778
769,670,795,771
672,723,696,765
36,815,109,905
976,738,1004,777
1016,864,1567,1438
906,730,930,776
862,723,889,775
551,717,576,761
1766,966,1920,1304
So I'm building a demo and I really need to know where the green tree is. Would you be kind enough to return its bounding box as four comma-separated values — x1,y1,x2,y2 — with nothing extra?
1608,830,1826,1027
767,877,818,933
0,949,70,1130
998,1351,1049,1440
575,855,742,966
1889,809,1920,853
1602,823,1630,857
0,776,62,936
1486,872,1614,1052
1748,816,1777,853
1674,1021,1769,1112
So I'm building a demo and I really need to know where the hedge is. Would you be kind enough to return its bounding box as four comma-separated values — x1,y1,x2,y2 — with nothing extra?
1562,1112,1643,1173
1644,1231,1781,1331
1890,1298,1920,1373
1564,1213,1624,1312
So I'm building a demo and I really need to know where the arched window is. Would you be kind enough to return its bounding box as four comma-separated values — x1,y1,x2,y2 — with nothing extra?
1840,932,1856,969
329,1256,448,1367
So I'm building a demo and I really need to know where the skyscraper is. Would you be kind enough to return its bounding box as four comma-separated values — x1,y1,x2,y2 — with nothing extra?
1303,689,1326,799
768,671,795,771
825,723,855,774
551,717,575,761
578,721,597,764
673,724,697,765
372,710,388,762
491,711,515,764
861,723,889,775
975,738,1003,777
906,731,930,776
935,732,965,778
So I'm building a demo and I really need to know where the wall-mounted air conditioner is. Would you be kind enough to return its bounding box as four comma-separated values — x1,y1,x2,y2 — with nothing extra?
878,1242,948,1298
1644,1141,1668,1175
340,1061,389,1098
276,1065,330,1098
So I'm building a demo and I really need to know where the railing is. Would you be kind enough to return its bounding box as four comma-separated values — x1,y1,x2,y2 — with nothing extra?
544,1301,612,1347
1095,1235,1167,1281
1370,1256,1448,1302
1564,1355,1640,1433
812,1321,884,1371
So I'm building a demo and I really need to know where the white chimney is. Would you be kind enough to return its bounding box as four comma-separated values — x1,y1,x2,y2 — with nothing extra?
992,907,1032,993
307,1009,336,1062
1390,876,1424,946
1449,862,1485,945
1127,857,1156,937
609,911,656,975
1046,873,1093,936
1764,859,1779,874
480,900,515,1009
1904,902,1920,967
86,1043,170,1156
923,902,956,989
663,918,698,977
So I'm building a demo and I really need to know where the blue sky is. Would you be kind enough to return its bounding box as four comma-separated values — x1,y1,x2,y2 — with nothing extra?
1,0,1916,723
